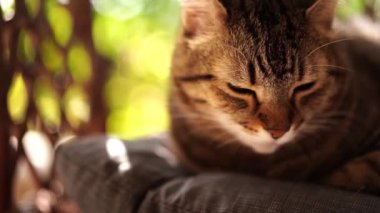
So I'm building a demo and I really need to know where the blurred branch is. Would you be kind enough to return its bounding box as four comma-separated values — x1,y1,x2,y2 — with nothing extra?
364,0,377,20
69,0,110,134
0,6,15,213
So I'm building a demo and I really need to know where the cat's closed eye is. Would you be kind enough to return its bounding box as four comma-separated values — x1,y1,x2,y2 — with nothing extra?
291,81,319,107
227,83,256,96
292,82,316,96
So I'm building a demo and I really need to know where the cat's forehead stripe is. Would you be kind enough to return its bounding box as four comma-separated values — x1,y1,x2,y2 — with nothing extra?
298,57,305,81
256,55,268,76
248,61,256,84
229,0,305,80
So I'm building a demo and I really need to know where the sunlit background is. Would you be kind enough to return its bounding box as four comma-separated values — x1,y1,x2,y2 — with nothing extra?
3,0,180,140
2,0,380,140
1,0,379,212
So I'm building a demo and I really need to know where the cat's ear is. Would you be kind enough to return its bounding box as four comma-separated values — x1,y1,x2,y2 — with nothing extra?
181,0,227,38
306,0,338,30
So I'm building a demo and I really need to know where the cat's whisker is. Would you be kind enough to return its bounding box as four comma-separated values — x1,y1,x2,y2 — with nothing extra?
315,111,364,124
306,64,354,73
176,123,225,141
303,38,353,61
303,112,368,134
311,116,346,123
300,122,333,134
170,113,206,120
215,137,239,149
302,117,343,130
311,120,344,127
217,44,251,62
305,122,338,130
309,114,347,123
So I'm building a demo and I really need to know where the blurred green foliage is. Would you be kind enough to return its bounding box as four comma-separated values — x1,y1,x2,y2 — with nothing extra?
68,43,92,83
3,0,379,140
34,78,61,127
7,74,28,124
41,39,64,73
63,85,90,128
93,0,180,138
45,2,73,46
337,0,380,19
337,0,366,19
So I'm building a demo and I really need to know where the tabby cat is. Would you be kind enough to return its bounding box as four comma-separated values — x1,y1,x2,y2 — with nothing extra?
169,0,380,194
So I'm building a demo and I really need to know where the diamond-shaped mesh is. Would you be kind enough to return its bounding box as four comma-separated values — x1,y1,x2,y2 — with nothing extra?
0,0,109,211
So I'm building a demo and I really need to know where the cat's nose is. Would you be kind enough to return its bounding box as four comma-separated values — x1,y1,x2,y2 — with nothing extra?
267,129,287,139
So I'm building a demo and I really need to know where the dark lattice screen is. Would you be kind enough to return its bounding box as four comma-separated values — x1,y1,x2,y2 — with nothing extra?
0,0,109,211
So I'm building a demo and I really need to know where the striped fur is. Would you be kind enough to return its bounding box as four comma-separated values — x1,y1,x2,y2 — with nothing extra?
169,0,380,195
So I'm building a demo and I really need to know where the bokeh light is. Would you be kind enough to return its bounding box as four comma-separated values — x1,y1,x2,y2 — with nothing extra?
6,0,380,140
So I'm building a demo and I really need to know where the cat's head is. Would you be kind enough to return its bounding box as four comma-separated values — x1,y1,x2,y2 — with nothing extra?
171,0,348,153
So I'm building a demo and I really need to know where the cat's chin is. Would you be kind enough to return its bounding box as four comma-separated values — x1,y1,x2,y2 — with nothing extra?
215,112,296,154
235,127,296,154
275,127,296,145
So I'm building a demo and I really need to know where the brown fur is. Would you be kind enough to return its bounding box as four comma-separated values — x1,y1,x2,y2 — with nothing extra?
169,0,380,195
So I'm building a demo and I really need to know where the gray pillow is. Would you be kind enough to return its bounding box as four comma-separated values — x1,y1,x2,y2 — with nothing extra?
55,135,380,213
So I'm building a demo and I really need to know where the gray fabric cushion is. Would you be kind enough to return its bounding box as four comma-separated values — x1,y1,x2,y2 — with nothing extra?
55,135,380,213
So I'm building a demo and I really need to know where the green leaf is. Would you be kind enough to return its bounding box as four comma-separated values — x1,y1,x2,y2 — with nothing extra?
18,30,35,63
63,85,90,128
45,3,73,46
337,0,365,20
7,73,28,123
68,43,92,83
41,39,63,73
25,0,40,17
34,78,61,127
